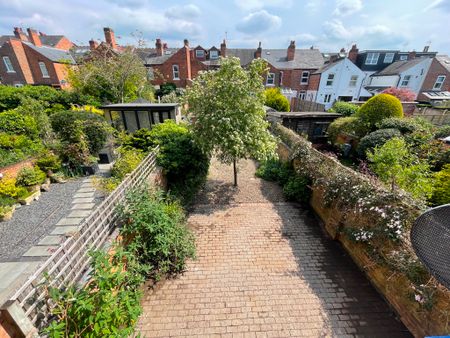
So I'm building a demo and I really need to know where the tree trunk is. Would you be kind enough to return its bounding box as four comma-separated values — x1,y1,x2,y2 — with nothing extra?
233,159,238,186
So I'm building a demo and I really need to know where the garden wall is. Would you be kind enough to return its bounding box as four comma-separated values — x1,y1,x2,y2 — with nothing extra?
0,159,34,179
274,123,450,338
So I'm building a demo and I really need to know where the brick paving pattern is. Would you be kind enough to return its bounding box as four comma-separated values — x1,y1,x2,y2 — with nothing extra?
138,159,411,337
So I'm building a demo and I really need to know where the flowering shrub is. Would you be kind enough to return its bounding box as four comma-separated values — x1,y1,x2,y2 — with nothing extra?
382,87,416,102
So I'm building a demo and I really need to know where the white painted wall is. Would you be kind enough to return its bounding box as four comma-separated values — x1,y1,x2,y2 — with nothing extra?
368,75,399,87
315,58,371,110
398,58,432,97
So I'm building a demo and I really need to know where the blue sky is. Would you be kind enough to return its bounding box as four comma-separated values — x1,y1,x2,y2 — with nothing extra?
0,0,449,54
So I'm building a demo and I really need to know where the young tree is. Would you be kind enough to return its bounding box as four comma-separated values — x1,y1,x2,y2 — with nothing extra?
367,137,433,200
184,57,277,186
69,46,154,104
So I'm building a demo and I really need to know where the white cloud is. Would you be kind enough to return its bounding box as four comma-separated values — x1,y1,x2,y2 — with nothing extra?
424,0,450,12
234,0,292,11
236,10,281,34
292,33,318,43
165,4,201,19
333,0,363,16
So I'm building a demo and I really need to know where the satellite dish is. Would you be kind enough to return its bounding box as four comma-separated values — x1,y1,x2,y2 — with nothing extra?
411,204,450,289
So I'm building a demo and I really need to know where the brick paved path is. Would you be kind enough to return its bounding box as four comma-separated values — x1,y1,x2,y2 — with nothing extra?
138,159,411,337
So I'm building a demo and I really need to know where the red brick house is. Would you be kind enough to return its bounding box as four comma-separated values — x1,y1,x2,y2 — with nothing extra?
0,27,76,88
417,55,450,103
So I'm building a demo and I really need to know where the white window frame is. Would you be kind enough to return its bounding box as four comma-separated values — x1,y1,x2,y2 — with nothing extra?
195,49,205,58
39,61,49,78
349,75,358,87
299,91,306,100
3,56,15,73
326,73,335,86
324,94,332,103
300,71,310,84
266,72,275,86
365,52,380,65
172,64,180,80
400,75,411,87
279,71,283,85
384,53,395,63
399,55,408,61
433,75,446,90
209,50,218,59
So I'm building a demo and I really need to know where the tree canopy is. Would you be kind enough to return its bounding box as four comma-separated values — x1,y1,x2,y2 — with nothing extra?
184,57,276,185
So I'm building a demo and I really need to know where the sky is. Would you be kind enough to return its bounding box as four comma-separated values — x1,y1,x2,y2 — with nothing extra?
0,0,449,54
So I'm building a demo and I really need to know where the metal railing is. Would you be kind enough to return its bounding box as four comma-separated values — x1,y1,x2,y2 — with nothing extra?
6,147,159,328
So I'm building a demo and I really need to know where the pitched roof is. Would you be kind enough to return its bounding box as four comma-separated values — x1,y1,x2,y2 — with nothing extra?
260,48,324,69
226,48,255,66
436,55,450,73
138,48,180,65
39,35,65,47
373,57,430,76
23,42,76,64
313,58,345,74
0,35,14,47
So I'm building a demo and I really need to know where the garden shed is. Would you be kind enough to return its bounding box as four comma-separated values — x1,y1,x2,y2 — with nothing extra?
101,100,181,133
266,111,341,142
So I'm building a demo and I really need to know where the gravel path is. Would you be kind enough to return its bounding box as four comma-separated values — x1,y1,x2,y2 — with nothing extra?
0,179,85,262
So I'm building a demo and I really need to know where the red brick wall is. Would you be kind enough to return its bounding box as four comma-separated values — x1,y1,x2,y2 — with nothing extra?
23,44,61,87
0,158,34,178
0,38,34,85
266,67,318,91
54,37,75,51
308,73,321,91
417,58,450,101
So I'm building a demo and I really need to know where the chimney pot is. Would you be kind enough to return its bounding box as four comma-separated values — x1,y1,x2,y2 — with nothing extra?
27,28,42,46
255,41,262,59
287,40,295,61
348,44,358,64
89,39,98,51
184,39,189,47
155,38,163,56
103,27,117,49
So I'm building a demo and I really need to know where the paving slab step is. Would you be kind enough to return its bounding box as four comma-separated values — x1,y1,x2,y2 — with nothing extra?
23,246,58,257
71,203,95,210
51,226,80,235
38,235,63,245
67,210,91,218
56,217,83,226
72,197,94,204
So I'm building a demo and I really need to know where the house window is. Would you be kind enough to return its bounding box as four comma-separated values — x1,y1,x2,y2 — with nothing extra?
279,71,283,85
324,94,332,103
365,52,380,65
400,75,411,87
300,71,310,84
210,50,219,59
147,67,154,80
2,56,14,72
399,55,408,61
349,75,358,87
433,75,446,90
266,73,275,85
39,62,49,78
195,49,205,58
299,91,306,100
326,73,335,86
172,65,180,80
384,53,395,63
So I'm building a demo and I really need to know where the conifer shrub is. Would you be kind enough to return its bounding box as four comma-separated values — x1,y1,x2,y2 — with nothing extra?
357,93,404,130
330,101,359,116
264,87,290,112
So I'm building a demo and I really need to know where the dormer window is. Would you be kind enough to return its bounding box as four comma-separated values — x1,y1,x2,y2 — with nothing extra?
210,50,219,59
195,50,205,58
365,52,380,65
384,53,395,63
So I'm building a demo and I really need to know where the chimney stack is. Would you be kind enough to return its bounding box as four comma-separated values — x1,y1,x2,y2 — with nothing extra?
103,27,117,49
13,27,28,41
255,41,262,58
220,39,226,57
27,28,41,46
348,44,358,64
184,39,189,47
155,38,163,56
408,51,416,60
423,45,430,52
89,39,98,51
340,47,346,53
287,40,295,61
163,43,168,51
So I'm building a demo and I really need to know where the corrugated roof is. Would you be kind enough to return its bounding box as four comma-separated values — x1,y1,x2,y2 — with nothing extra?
23,42,76,64
436,55,450,73
373,57,430,76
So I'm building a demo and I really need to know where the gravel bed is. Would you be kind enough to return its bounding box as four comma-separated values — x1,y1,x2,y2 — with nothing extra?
0,178,85,261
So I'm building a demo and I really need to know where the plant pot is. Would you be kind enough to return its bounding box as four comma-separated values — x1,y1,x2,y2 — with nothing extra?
81,163,99,176
19,190,41,205
0,205,16,221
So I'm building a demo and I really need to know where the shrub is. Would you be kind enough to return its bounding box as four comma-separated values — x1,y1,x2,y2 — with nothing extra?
0,176,22,198
327,116,367,144
429,164,450,206
283,175,310,203
330,101,359,116
126,121,209,204
264,88,290,112
36,152,62,173
117,188,195,279
111,148,144,181
256,158,292,185
435,124,450,139
377,117,422,134
357,128,402,157
357,93,404,130
16,166,46,187
381,87,416,102
155,82,177,97
0,111,38,139
44,248,146,338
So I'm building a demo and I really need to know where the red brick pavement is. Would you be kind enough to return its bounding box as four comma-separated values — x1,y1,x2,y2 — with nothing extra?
138,159,411,337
